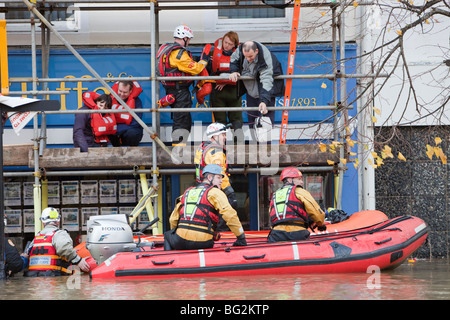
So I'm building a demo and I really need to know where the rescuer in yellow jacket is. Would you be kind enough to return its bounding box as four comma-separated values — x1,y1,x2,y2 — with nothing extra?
268,167,326,243
164,164,247,250
194,122,237,209
156,24,210,145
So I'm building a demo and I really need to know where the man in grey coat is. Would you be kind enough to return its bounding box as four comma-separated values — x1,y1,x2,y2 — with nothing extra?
229,41,285,140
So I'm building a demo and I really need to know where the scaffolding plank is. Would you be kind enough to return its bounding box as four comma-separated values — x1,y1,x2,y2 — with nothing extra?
29,145,338,169
3,144,33,166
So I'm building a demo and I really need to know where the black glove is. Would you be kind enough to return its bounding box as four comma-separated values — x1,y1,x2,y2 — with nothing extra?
317,224,327,232
233,234,247,247
223,186,238,209
200,51,211,64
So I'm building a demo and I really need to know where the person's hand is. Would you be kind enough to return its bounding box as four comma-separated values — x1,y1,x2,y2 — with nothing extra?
259,102,268,115
229,72,240,82
200,51,210,64
215,83,226,91
317,224,327,232
77,257,91,273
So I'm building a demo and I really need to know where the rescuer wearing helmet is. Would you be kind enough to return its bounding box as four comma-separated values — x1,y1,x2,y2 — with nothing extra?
268,167,326,243
164,164,247,250
24,207,91,277
194,122,237,210
156,24,210,146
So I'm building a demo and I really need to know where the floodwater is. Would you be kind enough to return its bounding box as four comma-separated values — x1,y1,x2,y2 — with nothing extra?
1,259,448,301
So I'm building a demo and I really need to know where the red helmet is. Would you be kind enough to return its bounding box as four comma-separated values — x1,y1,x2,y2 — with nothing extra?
280,167,303,182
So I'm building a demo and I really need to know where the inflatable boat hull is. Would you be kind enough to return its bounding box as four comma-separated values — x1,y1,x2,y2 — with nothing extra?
77,210,389,259
90,215,427,279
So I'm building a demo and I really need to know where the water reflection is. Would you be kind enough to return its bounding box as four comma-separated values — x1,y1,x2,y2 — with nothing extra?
1,260,448,300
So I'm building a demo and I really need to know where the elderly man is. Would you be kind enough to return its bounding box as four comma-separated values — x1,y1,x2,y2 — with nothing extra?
229,41,285,141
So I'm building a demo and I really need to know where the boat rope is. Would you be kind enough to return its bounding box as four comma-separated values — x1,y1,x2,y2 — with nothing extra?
135,216,413,259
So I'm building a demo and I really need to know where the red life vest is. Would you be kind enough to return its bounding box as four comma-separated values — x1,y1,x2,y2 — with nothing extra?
178,183,220,235
82,91,117,143
269,185,309,228
194,141,228,183
28,230,72,275
212,37,237,86
156,42,194,87
110,81,143,125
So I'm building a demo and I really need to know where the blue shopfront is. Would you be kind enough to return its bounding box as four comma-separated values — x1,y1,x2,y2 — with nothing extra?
4,44,359,234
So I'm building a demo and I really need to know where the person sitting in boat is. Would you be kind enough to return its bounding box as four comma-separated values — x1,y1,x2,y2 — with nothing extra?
24,207,91,277
164,164,247,250
268,167,326,243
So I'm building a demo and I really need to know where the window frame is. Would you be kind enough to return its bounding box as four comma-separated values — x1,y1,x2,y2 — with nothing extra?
214,2,293,32
0,3,81,32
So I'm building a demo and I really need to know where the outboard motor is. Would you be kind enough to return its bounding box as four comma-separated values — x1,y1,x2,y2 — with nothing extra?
86,214,136,265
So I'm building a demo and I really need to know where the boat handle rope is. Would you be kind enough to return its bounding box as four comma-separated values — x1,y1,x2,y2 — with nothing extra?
151,260,175,266
375,237,392,245
243,254,266,260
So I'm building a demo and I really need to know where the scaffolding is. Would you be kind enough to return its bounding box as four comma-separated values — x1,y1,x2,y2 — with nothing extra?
1,0,378,234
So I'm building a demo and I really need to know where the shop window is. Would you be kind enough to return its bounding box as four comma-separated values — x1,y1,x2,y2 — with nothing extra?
2,2,79,31
174,174,252,231
218,0,285,19
258,172,332,230
216,0,291,31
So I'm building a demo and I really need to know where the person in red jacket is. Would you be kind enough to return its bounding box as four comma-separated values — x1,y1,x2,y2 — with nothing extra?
108,80,144,147
210,31,244,143
73,93,116,152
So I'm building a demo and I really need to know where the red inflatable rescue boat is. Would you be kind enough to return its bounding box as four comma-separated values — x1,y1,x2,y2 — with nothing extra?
76,210,389,258
90,215,427,279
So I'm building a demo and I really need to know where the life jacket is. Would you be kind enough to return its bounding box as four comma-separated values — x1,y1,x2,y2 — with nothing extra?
269,184,309,228
211,37,237,86
82,91,117,144
194,141,228,183
28,230,72,275
178,183,220,235
156,42,194,87
110,81,143,125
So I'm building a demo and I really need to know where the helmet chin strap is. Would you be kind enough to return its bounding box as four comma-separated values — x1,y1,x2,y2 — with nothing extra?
211,136,219,144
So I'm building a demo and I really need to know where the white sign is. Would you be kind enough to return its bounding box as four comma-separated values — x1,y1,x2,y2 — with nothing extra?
0,95,40,135
7,111,37,135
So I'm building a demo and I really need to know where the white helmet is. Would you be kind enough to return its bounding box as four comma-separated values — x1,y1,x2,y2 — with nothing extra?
173,24,194,39
41,207,60,224
206,122,227,138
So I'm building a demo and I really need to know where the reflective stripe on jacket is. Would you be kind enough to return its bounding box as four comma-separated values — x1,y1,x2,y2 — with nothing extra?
28,230,71,275
269,185,309,228
178,183,220,235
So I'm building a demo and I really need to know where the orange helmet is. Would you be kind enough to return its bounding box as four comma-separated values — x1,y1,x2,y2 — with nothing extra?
280,167,303,182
